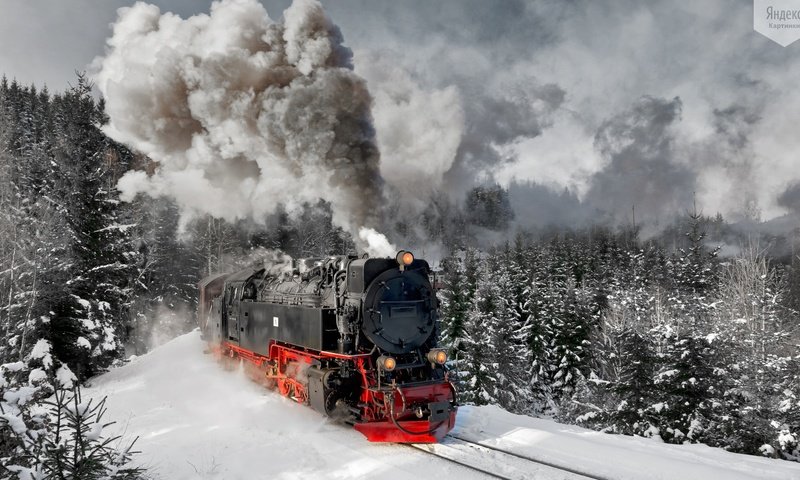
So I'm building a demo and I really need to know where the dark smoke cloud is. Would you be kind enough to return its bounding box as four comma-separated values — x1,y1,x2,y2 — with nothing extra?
701,104,762,220
508,180,593,230
443,81,565,197
583,96,693,226
778,183,800,214
354,32,566,248
712,104,760,151
318,0,560,60
5,0,800,238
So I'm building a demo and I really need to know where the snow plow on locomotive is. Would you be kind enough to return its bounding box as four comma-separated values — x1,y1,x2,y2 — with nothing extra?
197,251,457,443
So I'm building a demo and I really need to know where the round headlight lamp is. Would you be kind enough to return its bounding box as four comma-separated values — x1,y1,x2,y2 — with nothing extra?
377,355,397,371
395,250,414,268
427,349,447,365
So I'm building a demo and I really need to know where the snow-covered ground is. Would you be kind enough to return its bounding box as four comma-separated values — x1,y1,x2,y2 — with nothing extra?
85,332,800,480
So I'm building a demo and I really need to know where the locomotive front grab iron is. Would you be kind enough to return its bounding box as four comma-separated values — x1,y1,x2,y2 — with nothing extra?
197,250,457,442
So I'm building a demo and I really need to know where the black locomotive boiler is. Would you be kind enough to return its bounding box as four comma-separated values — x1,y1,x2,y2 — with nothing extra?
197,250,457,442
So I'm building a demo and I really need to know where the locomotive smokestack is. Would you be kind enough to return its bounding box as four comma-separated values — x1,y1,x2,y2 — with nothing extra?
96,0,388,249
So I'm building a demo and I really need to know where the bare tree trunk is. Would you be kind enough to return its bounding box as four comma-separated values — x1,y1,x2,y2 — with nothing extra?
3,224,16,350
207,217,214,276
17,250,38,361
216,218,224,273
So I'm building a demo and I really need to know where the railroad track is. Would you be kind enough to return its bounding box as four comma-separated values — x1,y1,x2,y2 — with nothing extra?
408,434,610,480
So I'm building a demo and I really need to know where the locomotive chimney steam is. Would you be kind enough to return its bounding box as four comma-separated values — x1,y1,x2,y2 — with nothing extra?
358,227,397,258
96,0,388,251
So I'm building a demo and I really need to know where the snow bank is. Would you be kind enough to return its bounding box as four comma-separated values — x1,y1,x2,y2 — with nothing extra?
455,405,800,480
86,331,800,480
85,331,481,479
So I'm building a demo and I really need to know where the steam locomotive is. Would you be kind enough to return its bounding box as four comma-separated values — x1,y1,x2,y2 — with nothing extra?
197,251,457,442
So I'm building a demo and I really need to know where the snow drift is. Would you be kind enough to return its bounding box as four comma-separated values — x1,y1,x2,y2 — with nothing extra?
86,331,800,479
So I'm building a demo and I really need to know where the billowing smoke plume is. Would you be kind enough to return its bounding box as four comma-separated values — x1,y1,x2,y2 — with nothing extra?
355,53,465,249
356,51,564,249
358,53,464,203
583,96,693,227
96,0,389,251
447,78,565,194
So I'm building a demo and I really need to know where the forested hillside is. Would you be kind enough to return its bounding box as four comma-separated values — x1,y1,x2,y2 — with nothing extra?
1,76,182,374
439,219,800,460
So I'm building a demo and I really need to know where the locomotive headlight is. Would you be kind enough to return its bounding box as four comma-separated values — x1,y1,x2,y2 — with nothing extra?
377,355,397,371
427,349,447,365
395,250,414,266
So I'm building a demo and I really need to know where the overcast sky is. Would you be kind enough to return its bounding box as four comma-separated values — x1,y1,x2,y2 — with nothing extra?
2,0,799,228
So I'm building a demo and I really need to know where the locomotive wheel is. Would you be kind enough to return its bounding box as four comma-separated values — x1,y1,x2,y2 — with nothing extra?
325,391,346,418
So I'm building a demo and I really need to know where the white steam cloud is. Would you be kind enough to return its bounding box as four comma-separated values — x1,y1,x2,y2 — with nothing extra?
95,0,393,252
358,227,397,258
357,53,464,202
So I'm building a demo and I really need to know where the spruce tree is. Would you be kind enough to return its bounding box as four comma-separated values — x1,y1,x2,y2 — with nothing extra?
527,243,555,413
439,254,469,357
613,326,659,435
39,74,135,379
493,243,533,413
439,253,471,395
656,208,723,443
459,253,497,405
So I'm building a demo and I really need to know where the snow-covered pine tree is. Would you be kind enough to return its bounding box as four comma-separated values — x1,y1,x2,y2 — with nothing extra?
509,238,535,412
0,356,145,479
483,246,526,412
786,252,800,316
0,75,150,476
459,251,498,405
546,237,597,406
438,252,470,393
41,74,136,379
490,242,533,413
552,280,596,403
612,325,659,435
0,80,68,367
656,208,725,444
770,353,800,460
526,242,556,414
439,254,468,353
